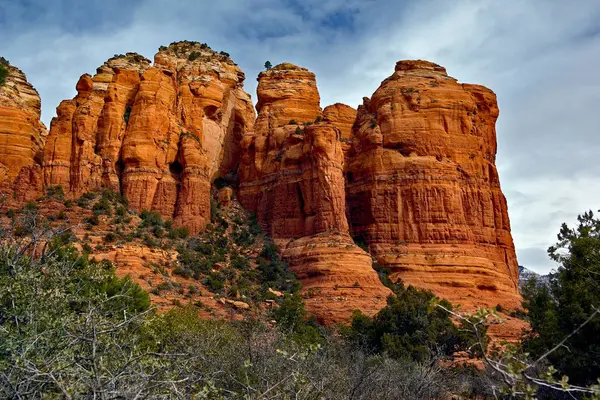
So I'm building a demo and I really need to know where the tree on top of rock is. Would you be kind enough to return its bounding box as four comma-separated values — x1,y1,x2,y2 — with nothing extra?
264,60,272,70
0,57,9,85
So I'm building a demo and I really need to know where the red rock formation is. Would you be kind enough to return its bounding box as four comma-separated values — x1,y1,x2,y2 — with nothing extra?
0,61,47,190
255,63,322,131
346,60,521,310
41,44,255,233
1,52,522,325
323,103,356,141
239,63,391,323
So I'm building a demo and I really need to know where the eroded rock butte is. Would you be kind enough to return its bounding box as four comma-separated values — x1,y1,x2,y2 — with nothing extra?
0,51,521,323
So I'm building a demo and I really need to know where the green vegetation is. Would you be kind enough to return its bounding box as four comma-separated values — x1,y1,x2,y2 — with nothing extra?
523,210,600,386
123,105,131,124
0,205,492,398
347,282,478,361
6,188,600,397
0,57,8,85
264,60,272,70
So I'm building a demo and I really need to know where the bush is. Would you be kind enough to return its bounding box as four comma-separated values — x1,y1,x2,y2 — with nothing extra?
85,214,99,226
0,62,7,86
167,226,189,240
140,210,163,228
346,283,476,362
205,272,226,293
46,185,65,201
92,197,112,216
173,266,193,279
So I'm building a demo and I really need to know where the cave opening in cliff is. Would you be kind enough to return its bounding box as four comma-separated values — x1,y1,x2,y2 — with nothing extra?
204,105,219,120
115,158,125,175
169,160,183,182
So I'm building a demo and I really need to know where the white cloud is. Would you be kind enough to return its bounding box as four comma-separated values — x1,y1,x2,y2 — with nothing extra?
3,0,600,274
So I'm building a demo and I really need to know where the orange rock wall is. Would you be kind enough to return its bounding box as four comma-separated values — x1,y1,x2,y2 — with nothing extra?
0,53,521,321
0,64,47,188
346,60,521,309
239,63,391,323
41,45,255,234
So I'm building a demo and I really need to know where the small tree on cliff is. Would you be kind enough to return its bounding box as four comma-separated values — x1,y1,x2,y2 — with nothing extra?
0,58,8,86
264,60,272,70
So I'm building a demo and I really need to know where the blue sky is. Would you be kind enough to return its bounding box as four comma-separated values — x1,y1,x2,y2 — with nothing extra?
2,0,600,274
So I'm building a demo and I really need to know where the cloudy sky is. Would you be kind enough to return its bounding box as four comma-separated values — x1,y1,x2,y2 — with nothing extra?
2,0,599,274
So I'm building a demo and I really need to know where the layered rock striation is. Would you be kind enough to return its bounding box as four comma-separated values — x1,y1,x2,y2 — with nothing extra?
0,60,47,189
0,52,521,321
41,43,255,233
345,60,521,309
239,63,391,322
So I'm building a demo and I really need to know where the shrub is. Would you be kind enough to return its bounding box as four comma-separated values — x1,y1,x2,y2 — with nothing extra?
0,62,7,85
85,214,99,226
23,201,38,211
173,266,193,279
92,197,112,216
205,272,226,293
140,210,163,228
345,283,476,362
46,185,64,201
167,226,189,240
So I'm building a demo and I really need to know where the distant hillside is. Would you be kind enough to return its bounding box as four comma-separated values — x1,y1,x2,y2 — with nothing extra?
519,265,551,290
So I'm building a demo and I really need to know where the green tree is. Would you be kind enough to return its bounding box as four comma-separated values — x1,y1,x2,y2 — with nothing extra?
346,283,475,361
0,59,8,86
264,60,273,70
523,210,600,386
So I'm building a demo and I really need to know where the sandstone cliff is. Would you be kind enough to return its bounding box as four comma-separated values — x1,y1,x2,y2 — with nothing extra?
239,63,391,322
0,52,522,323
0,59,47,189
346,60,521,310
41,43,255,233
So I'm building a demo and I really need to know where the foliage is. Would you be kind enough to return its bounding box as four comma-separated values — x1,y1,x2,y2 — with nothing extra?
523,210,600,387
346,283,476,362
123,105,131,124
0,242,151,397
45,185,65,201
0,63,7,86
264,60,272,70
139,209,163,228
0,203,501,398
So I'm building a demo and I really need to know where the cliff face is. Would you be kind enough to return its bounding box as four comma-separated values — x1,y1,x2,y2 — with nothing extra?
239,63,391,323
346,60,521,309
0,61,47,189
41,44,255,233
0,52,521,322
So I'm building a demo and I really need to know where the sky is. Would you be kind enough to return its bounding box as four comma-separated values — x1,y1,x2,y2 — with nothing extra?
2,0,600,274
